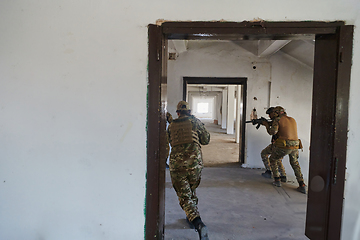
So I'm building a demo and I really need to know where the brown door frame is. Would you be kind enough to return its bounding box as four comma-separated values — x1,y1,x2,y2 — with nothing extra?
182,76,247,164
146,21,353,240
305,25,354,239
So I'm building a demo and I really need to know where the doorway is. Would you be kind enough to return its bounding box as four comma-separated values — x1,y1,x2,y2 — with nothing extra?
166,38,311,239
146,21,353,240
183,77,247,164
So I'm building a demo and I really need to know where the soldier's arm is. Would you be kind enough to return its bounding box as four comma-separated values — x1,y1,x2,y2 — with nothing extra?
166,127,172,147
166,112,173,123
265,118,279,135
165,129,170,158
197,121,210,145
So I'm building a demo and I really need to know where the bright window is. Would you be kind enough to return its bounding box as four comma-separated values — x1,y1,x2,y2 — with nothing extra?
197,103,209,113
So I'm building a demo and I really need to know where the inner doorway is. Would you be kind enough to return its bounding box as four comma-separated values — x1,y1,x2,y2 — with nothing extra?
183,77,247,164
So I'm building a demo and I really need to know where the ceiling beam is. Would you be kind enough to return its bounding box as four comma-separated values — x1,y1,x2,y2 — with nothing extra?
258,40,291,57
170,40,188,54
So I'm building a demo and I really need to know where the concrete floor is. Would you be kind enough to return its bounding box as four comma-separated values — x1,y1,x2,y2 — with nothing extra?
165,121,309,240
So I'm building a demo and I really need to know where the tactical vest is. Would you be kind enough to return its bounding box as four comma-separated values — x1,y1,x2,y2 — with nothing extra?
169,117,200,147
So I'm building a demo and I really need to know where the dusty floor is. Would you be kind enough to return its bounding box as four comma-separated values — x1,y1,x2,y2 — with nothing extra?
201,120,239,167
165,121,308,240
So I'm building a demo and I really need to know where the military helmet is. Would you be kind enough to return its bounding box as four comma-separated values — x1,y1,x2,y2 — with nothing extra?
274,106,285,114
176,101,190,111
266,107,275,114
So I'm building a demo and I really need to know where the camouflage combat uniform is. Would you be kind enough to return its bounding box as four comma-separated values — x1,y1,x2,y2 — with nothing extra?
265,113,304,183
261,112,286,178
261,142,286,176
167,114,210,222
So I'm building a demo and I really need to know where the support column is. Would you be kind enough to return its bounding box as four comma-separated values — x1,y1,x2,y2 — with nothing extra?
235,85,241,143
212,96,216,122
227,86,235,134
221,89,227,129
216,93,222,125
188,93,193,111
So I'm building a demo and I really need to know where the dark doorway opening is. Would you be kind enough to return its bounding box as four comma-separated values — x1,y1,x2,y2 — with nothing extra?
146,21,353,240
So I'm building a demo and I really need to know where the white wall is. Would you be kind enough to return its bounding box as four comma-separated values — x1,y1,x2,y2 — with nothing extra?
0,1,359,239
268,52,314,184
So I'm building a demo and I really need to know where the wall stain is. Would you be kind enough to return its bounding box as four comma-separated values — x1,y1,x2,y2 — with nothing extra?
291,69,298,80
120,122,133,142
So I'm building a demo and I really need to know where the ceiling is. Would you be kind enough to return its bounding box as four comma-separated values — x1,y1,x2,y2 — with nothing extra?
169,38,315,69
169,38,315,93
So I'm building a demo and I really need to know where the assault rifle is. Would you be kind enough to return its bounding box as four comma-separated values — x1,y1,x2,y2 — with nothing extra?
246,117,269,129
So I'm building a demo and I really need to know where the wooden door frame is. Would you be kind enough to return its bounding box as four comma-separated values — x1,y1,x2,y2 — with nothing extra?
182,76,247,164
146,21,353,240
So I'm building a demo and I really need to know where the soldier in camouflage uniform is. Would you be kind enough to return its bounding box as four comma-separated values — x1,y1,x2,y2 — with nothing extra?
261,107,287,182
167,101,210,240
262,106,306,194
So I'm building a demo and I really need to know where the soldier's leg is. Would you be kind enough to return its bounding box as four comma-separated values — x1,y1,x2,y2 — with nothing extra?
188,168,202,208
269,147,288,186
277,159,287,182
288,149,304,183
186,168,210,239
261,144,272,170
170,170,200,221
288,149,306,194
274,142,286,178
278,160,286,175
261,144,273,178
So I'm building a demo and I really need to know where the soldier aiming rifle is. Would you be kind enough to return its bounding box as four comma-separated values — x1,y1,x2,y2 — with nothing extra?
262,106,306,194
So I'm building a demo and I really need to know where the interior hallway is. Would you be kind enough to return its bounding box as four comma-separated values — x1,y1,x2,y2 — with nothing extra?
165,122,309,240
201,120,240,168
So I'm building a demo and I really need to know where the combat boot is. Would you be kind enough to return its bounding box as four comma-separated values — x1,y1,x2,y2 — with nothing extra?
297,181,306,194
261,170,272,178
192,217,209,240
272,177,281,187
280,176,287,182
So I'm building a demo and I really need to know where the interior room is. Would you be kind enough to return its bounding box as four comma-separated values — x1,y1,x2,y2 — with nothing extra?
164,38,314,238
